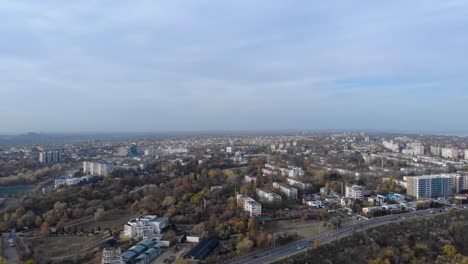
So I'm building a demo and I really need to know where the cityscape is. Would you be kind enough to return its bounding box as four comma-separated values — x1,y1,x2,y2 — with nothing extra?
1,1,468,264
0,132,467,263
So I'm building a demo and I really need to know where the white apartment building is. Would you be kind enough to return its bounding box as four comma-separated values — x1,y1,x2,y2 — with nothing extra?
83,161,114,176
431,146,442,156
256,188,282,203
54,178,81,189
382,140,400,152
345,185,364,200
441,148,458,159
411,145,425,156
288,167,304,178
273,182,298,199
237,194,262,217
465,149,468,160
39,150,62,164
226,146,232,154
287,178,312,190
123,215,168,240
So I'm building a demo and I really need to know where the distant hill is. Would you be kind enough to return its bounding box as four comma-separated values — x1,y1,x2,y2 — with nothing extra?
276,210,468,264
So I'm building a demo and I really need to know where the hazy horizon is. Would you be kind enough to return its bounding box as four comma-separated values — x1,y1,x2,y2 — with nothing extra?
2,1,468,134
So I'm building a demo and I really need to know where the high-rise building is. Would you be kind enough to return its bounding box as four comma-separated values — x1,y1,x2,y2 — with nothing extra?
430,146,442,156
39,150,62,164
453,173,468,194
83,162,114,176
465,149,468,160
441,148,458,159
406,174,454,199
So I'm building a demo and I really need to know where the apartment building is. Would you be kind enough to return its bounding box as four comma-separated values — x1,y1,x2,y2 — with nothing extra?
83,161,114,176
345,185,364,200
287,178,312,190
441,148,458,159
453,173,468,194
406,174,454,199
430,146,442,156
236,194,262,217
256,188,282,203
39,150,61,164
273,182,298,199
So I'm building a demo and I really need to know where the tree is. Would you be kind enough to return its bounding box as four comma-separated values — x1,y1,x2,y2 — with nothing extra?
441,245,456,257
236,238,254,254
319,209,330,220
248,217,257,232
162,196,176,207
313,240,321,249
41,222,50,236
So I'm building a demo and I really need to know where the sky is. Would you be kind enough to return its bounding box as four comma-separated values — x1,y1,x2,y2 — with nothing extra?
1,1,468,134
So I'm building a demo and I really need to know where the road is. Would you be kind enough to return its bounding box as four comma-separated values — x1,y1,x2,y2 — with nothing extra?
228,206,467,264
1,232,19,264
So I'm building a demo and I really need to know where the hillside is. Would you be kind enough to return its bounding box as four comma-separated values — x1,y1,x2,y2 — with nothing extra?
276,210,468,264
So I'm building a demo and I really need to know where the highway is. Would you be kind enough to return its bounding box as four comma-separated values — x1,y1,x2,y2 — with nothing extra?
228,206,467,264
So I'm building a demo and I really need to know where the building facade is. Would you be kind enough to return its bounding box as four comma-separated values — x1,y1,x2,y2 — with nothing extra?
430,146,442,156
236,194,261,217
453,173,468,194
406,174,454,199
345,185,364,200
273,182,298,199
441,148,458,159
287,178,312,190
123,215,168,240
39,150,62,164
256,188,282,203
83,161,114,176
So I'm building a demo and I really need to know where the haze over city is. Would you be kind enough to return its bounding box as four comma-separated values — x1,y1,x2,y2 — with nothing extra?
1,1,468,134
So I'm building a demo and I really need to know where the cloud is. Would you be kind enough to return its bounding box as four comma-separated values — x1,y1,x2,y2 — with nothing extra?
0,1,468,133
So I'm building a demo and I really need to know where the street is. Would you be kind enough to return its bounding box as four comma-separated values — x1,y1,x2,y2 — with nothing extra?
228,206,467,264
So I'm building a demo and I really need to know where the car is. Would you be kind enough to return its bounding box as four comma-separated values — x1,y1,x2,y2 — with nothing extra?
253,255,258,259
297,245,306,250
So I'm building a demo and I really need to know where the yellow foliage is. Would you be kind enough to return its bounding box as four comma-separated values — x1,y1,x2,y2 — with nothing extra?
441,245,457,257
314,240,321,249
384,248,394,258
368,257,390,264
414,243,427,250
120,237,131,243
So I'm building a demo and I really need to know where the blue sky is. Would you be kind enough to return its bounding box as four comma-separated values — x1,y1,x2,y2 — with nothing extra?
1,1,468,134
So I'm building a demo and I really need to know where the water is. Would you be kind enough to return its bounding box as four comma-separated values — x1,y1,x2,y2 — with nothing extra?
0,184,34,197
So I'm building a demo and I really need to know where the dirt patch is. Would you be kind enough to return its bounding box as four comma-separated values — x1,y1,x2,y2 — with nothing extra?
264,219,329,238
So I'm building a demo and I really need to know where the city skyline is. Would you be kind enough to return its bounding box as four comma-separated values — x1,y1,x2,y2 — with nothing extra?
1,1,468,134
